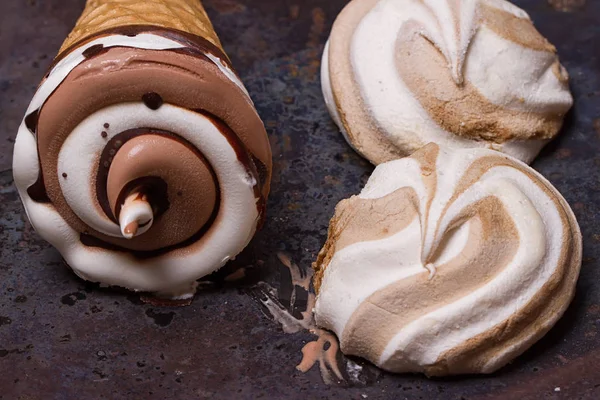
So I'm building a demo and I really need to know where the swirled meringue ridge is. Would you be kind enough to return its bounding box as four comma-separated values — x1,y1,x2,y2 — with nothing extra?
322,0,573,165
313,143,581,375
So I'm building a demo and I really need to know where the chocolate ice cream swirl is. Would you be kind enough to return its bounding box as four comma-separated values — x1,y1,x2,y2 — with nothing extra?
14,27,271,297
322,0,573,165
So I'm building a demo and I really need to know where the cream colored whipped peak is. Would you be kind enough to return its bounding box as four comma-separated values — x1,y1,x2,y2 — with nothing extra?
322,0,573,165
313,143,581,376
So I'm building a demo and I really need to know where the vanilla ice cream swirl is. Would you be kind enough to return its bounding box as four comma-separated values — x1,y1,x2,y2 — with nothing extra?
313,143,581,375
13,27,271,298
322,0,573,164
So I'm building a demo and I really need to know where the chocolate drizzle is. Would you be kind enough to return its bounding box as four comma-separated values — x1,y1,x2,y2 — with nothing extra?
251,154,269,193
82,44,106,59
24,109,40,136
27,172,50,203
142,92,164,110
24,108,49,202
51,25,234,73
192,109,266,220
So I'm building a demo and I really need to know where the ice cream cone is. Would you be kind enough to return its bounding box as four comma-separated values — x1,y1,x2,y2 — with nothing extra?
14,0,272,298
60,0,223,53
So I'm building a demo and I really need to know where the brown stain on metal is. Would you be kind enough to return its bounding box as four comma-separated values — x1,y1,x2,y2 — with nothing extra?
555,148,572,159
283,135,292,153
289,4,300,19
594,118,600,138
292,7,325,80
584,328,597,338
547,0,586,12
224,268,246,282
288,63,299,78
287,203,301,211
588,304,600,315
324,175,341,186
308,8,325,49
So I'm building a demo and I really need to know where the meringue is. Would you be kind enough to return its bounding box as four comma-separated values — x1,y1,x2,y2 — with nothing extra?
322,0,573,164
313,143,581,375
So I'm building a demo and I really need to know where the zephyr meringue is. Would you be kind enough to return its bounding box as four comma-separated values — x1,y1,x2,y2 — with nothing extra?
322,0,573,165
313,143,581,376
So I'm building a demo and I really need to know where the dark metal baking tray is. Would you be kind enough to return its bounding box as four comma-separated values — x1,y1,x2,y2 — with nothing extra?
1,0,599,398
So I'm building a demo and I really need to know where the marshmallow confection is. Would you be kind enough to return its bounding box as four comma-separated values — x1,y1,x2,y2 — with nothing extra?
322,0,573,164
313,143,581,375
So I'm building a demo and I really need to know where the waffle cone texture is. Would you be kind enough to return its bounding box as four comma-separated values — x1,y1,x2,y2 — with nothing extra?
60,0,223,53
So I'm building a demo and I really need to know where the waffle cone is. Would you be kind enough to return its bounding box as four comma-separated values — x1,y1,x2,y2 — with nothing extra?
59,0,223,54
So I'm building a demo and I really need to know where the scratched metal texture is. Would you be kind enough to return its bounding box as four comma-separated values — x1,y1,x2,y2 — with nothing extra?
0,0,599,399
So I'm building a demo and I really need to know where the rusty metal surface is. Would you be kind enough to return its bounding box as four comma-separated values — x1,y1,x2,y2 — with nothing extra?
1,0,599,399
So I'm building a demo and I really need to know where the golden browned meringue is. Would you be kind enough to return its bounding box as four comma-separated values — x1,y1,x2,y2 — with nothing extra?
322,0,573,164
313,143,581,376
